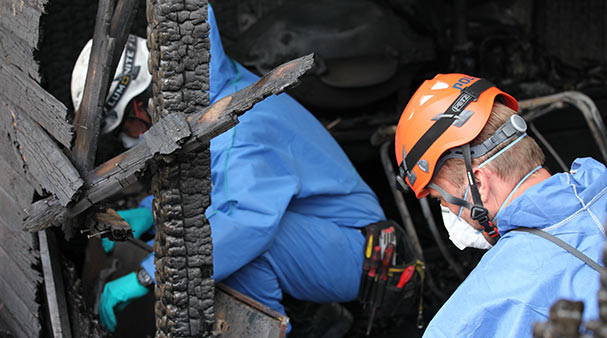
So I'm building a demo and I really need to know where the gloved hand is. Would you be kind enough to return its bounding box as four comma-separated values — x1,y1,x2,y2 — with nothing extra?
102,207,154,253
99,272,150,332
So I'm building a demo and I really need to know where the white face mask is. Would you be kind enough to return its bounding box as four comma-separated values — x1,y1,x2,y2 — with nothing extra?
440,205,493,250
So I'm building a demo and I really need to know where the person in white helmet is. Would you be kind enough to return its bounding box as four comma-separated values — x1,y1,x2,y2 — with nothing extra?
71,5,386,335
72,34,153,149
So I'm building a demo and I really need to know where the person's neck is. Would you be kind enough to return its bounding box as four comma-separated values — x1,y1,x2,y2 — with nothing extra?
502,167,551,208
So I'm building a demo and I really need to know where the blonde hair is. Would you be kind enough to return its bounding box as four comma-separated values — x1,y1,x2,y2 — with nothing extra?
436,102,545,192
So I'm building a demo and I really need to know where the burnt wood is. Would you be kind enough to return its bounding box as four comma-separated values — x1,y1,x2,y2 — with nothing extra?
0,154,38,278
22,53,315,229
0,150,35,211
86,208,133,240
0,241,39,313
0,116,42,195
146,0,214,334
0,95,84,207
0,0,43,49
0,25,40,82
0,200,40,338
0,270,40,338
71,0,116,172
39,229,73,338
0,209,38,274
0,63,73,149
109,0,140,80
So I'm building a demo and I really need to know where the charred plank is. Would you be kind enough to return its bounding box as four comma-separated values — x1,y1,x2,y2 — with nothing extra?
0,0,43,49
0,154,35,215
108,0,141,79
0,25,40,82
0,62,73,149
0,217,39,279
0,95,83,207
0,271,40,338
83,208,133,241
146,0,214,335
71,0,116,172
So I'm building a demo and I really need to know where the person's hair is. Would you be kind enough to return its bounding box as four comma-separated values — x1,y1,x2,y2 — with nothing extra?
436,102,545,192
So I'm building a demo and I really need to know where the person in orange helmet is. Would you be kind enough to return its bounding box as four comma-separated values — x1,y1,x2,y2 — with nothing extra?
394,74,607,337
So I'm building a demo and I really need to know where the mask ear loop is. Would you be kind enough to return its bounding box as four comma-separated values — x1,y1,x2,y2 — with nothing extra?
457,186,469,220
462,143,500,237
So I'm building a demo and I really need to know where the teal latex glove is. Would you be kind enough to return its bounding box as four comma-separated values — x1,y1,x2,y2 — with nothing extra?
99,272,150,332
102,207,154,253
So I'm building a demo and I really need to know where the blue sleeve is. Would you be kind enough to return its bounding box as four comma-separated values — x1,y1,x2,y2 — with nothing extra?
141,240,156,283
139,195,154,213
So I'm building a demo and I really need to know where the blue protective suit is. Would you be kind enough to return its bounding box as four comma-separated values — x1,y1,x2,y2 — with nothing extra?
423,157,607,338
139,5,385,317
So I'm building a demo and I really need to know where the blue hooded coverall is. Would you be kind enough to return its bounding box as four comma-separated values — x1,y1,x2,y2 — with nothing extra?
139,5,386,318
423,158,607,337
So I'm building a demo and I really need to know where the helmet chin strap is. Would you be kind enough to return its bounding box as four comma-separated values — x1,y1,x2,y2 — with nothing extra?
462,143,499,237
428,143,499,238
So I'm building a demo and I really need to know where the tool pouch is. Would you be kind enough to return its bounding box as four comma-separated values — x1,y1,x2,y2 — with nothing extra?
359,220,424,320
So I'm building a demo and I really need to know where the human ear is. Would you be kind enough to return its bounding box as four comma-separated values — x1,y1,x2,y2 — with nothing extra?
472,167,492,205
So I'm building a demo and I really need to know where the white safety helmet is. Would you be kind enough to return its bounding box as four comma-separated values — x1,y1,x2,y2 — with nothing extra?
71,35,152,134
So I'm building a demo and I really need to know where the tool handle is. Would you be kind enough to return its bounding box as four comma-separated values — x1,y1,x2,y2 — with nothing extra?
397,265,415,288
368,246,381,277
379,244,394,281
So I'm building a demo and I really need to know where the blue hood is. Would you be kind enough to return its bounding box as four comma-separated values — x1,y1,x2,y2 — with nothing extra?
496,157,607,234
209,4,237,102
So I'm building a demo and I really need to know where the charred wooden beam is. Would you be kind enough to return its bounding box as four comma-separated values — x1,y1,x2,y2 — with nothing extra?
0,62,73,149
22,53,314,228
39,229,73,338
71,0,116,172
82,208,133,240
109,0,140,79
0,95,83,207
146,0,214,335
0,25,41,83
0,0,44,50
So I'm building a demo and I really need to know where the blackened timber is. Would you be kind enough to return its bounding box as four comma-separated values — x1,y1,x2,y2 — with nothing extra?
0,62,73,149
0,111,42,195
0,270,40,338
188,54,315,144
0,0,43,49
0,212,39,277
0,155,38,275
0,95,83,207
0,152,35,214
147,0,213,334
39,229,72,338
71,0,115,172
87,208,133,241
109,0,140,81
0,241,40,317
22,54,315,231
0,25,40,83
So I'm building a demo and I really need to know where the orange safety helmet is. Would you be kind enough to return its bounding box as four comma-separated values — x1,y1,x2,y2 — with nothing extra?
394,74,518,198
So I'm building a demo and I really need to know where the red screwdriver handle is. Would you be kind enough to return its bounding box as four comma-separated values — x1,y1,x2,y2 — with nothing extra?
379,244,394,281
397,265,415,288
368,246,381,278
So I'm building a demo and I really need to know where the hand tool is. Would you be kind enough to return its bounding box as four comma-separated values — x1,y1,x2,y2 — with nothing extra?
366,243,394,336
